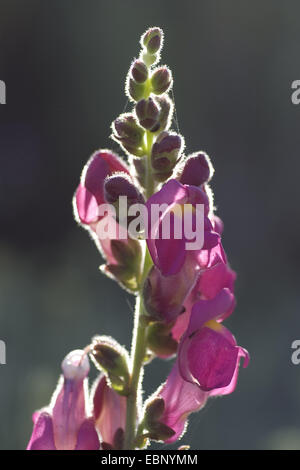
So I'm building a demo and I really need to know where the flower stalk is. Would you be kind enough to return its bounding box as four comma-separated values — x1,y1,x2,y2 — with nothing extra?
27,26,249,451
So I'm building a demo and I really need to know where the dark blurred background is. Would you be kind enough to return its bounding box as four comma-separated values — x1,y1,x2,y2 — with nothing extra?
1,0,300,450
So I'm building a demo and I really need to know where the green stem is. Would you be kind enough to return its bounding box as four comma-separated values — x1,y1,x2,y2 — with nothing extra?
124,129,154,449
124,293,147,449
145,131,155,199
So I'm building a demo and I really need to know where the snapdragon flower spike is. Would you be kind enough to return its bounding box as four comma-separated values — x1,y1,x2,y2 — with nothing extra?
146,179,220,276
27,350,100,450
92,375,127,450
178,288,249,391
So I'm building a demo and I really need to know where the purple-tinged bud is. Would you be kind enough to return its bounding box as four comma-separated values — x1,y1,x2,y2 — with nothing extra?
179,152,214,186
113,114,143,146
142,396,175,441
62,349,90,381
155,94,174,132
151,131,184,181
104,174,145,229
144,397,165,424
91,336,129,395
104,174,145,206
135,97,160,131
141,27,163,54
112,113,144,156
127,78,146,102
130,59,148,83
151,67,172,95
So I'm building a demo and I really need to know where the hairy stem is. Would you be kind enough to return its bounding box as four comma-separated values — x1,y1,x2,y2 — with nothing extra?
145,131,155,199
124,131,154,449
124,293,147,449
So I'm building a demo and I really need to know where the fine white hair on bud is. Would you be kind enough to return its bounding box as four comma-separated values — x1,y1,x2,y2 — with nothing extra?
61,349,90,381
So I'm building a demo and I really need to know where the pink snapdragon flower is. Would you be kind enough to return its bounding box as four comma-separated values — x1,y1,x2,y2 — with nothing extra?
145,179,220,276
74,150,129,225
27,350,100,450
178,288,249,391
74,150,130,263
157,346,248,443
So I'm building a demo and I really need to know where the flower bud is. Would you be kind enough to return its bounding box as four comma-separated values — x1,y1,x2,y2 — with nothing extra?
141,27,163,54
91,336,129,395
112,113,144,156
135,97,160,131
151,67,172,95
155,95,174,132
179,152,214,186
151,131,184,181
130,59,148,83
104,175,145,233
104,174,145,210
62,349,90,381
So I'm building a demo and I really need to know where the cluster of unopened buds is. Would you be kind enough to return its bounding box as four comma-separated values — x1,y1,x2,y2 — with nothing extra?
28,27,249,451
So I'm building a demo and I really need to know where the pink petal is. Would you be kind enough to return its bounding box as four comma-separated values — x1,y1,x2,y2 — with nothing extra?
199,256,236,300
187,326,239,391
92,375,126,446
209,347,249,397
146,180,187,271
75,185,99,225
83,150,129,205
27,411,56,450
75,418,100,450
187,288,234,334
52,378,88,450
160,362,208,443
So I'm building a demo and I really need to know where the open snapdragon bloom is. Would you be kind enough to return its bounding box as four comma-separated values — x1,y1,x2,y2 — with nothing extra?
28,26,249,451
